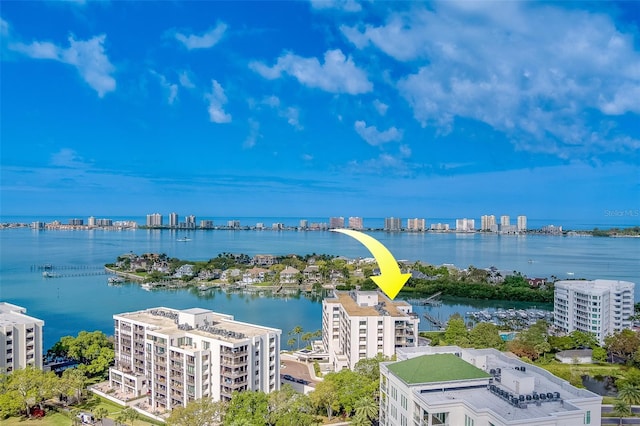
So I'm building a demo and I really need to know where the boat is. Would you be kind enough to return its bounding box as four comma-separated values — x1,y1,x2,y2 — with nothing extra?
108,276,125,285
42,271,61,278
141,283,153,291
177,237,191,242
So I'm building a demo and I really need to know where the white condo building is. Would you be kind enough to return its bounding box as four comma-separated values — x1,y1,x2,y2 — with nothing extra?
407,218,426,232
322,291,419,371
384,217,402,231
380,346,602,426
517,215,527,232
554,279,635,345
109,307,281,412
146,213,163,227
0,303,44,371
455,218,475,232
481,215,496,231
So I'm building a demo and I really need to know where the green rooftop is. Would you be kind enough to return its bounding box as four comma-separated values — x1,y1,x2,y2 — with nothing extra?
386,354,491,385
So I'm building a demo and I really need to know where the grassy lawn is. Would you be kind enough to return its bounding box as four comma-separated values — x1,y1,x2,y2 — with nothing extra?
74,396,163,426
535,361,623,387
1,413,71,426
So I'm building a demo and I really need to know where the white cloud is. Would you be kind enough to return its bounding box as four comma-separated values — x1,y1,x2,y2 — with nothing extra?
342,3,640,156
50,148,90,169
354,120,403,146
250,49,372,95
302,153,314,161
373,99,388,115
11,34,116,97
175,23,227,50
150,70,178,105
178,71,195,89
244,119,260,149
260,96,303,129
205,79,232,123
310,0,361,12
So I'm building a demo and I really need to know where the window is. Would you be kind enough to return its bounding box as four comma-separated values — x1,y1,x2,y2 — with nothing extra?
584,410,591,424
400,414,407,426
391,386,397,400
400,394,407,409
465,414,474,426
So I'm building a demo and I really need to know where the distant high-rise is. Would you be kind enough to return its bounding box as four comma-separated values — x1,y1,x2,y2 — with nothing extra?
329,217,345,228
517,215,527,232
88,216,96,227
407,218,426,231
169,212,179,228
69,218,84,226
348,217,363,230
200,220,214,229
227,220,240,229
299,219,308,229
455,218,475,232
146,213,163,227
480,215,496,231
384,217,402,231
500,215,510,227
185,215,196,229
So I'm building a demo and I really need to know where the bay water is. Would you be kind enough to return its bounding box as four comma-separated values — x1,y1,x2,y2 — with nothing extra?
0,227,638,350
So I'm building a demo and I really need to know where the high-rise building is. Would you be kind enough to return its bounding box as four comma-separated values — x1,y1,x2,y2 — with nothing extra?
146,213,163,227
554,279,635,344
430,223,450,231
517,215,527,232
455,218,475,232
299,219,308,229
0,303,44,372
169,213,179,228
481,215,496,231
407,218,426,231
108,307,281,412
88,216,96,227
329,217,345,228
185,215,196,229
500,215,510,227
348,217,363,230
200,220,214,229
384,217,402,231
380,346,602,426
227,220,240,229
96,218,113,227
322,291,419,371
69,218,84,226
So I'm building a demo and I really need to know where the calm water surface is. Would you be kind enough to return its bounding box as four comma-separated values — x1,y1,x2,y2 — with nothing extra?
0,228,638,349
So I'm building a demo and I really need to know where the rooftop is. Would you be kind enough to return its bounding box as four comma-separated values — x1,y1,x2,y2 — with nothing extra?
387,354,490,384
324,291,412,318
0,302,44,327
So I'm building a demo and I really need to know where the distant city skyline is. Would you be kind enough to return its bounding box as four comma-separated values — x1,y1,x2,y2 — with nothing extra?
1,2,638,221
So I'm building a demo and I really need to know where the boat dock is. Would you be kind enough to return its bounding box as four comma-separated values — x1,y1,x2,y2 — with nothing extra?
407,292,443,306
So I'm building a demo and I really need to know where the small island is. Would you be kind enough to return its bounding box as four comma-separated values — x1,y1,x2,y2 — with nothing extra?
105,252,555,304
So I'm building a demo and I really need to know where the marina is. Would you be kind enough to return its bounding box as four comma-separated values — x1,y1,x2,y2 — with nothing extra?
465,308,554,328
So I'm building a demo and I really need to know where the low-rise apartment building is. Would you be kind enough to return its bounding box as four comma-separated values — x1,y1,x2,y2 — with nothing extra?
322,291,419,371
108,307,281,413
0,302,44,371
554,279,635,345
380,346,601,426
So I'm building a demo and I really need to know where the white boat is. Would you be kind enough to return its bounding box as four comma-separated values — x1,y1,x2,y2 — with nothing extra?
177,237,191,242
108,276,125,285
141,283,153,291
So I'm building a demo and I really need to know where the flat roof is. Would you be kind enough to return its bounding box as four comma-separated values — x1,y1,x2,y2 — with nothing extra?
325,291,412,318
388,354,491,384
0,303,43,327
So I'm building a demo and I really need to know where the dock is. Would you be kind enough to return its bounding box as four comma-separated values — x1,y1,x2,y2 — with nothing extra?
407,292,443,306
422,312,445,329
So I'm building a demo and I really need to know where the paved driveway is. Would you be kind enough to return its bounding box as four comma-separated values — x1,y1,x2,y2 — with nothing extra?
281,359,319,387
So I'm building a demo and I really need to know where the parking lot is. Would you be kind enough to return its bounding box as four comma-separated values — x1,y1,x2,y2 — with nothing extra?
280,359,319,388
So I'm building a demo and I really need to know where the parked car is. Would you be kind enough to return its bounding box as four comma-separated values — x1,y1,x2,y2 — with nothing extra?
282,374,294,381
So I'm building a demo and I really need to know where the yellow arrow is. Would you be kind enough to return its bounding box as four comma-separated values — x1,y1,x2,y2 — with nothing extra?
331,229,410,300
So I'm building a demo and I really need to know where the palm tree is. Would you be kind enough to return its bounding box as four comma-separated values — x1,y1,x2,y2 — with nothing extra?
94,407,109,425
613,398,632,425
350,413,371,426
354,396,378,422
618,383,640,405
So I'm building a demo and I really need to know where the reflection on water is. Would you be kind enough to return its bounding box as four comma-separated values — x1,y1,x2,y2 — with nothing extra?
581,375,617,396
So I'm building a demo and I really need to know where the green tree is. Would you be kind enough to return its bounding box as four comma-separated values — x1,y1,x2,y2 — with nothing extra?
354,353,389,382
289,326,304,350
267,384,318,426
309,378,340,420
468,322,504,349
2,366,57,417
592,346,608,363
617,384,640,405
224,391,268,425
94,407,110,425
62,368,87,403
354,396,378,422
443,314,469,346
54,331,114,379
167,398,227,426
507,320,550,361
605,329,640,363
613,399,632,425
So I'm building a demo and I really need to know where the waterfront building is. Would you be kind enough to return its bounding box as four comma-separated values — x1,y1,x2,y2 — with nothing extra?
348,216,363,230
299,219,308,229
169,213,179,228
500,215,511,228
455,218,475,232
146,213,163,227
0,302,44,371
554,279,635,345
31,221,45,230
96,218,113,227
309,222,329,230
108,307,281,412
430,223,450,231
406,218,426,232
517,215,527,232
329,217,345,229
542,225,563,234
380,346,601,426
88,216,96,227
69,218,84,226
200,220,214,229
185,215,196,229
252,254,277,266
481,215,496,231
322,291,419,371
384,217,402,231
227,220,240,229
272,223,284,230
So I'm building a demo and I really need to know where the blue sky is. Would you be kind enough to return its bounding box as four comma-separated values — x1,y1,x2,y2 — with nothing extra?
1,1,639,223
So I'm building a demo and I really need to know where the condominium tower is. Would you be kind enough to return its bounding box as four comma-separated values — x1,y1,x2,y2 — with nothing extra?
329,217,345,229
0,303,44,371
517,215,527,232
554,279,635,344
169,213,179,228
384,217,402,231
109,307,281,412
322,291,420,370
146,213,163,227
348,217,363,230
406,218,426,231
481,215,497,231
380,346,601,426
